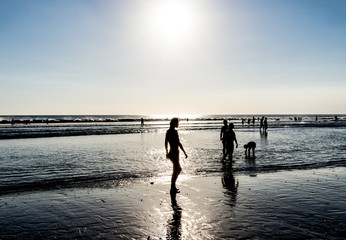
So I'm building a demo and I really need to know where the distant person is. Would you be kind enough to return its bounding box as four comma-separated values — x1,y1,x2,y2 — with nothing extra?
222,123,238,162
244,141,256,158
252,117,255,125
264,118,268,132
165,118,188,193
241,118,245,126
220,119,228,155
335,116,338,122
141,118,144,127
260,117,264,131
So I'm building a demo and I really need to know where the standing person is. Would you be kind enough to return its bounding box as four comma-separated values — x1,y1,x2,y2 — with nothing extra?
260,117,264,131
222,123,238,162
220,119,228,155
165,118,188,193
264,118,268,132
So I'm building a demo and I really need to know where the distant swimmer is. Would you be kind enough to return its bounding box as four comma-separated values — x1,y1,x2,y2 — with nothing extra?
220,119,228,155
222,123,238,162
165,118,188,194
244,141,256,158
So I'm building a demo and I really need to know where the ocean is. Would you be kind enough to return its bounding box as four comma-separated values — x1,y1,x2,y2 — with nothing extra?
1,114,345,195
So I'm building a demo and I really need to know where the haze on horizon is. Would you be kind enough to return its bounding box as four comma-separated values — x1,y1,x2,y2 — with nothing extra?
1,0,345,116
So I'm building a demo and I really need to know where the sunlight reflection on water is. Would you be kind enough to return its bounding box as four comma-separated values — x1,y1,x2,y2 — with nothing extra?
0,127,345,194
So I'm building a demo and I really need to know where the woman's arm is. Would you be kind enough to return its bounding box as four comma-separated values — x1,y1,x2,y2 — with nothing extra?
178,139,188,158
177,132,188,158
179,144,188,158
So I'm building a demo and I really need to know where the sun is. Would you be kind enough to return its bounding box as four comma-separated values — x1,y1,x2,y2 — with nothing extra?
147,1,196,46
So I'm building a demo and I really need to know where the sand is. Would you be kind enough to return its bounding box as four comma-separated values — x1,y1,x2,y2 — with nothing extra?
1,167,346,239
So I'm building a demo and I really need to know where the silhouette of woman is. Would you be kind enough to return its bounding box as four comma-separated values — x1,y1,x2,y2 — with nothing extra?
222,123,238,162
165,118,188,193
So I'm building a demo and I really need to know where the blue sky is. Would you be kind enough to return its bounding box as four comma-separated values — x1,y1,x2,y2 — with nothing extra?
1,0,345,115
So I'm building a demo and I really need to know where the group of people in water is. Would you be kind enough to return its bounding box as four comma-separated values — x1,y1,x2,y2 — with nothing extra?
220,119,257,161
165,118,259,194
242,116,268,132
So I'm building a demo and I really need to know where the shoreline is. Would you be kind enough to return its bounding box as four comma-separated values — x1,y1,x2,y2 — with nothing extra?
1,122,346,140
1,167,345,239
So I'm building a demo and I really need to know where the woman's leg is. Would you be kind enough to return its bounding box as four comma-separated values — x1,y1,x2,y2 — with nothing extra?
171,160,182,191
229,144,234,161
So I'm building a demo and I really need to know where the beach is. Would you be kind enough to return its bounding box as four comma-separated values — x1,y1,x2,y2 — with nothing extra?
2,0,346,237
1,167,346,239
1,115,346,239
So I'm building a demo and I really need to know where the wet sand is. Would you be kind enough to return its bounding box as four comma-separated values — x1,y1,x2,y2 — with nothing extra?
1,168,346,239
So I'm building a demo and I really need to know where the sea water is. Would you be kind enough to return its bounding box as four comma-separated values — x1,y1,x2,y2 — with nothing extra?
1,115,345,195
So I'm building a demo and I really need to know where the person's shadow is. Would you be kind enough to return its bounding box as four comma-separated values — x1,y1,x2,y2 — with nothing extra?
167,192,182,239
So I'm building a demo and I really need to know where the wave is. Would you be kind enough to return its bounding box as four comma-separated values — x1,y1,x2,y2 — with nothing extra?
0,127,147,139
0,172,150,196
232,159,346,174
1,120,346,139
1,159,345,196
1,114,345,124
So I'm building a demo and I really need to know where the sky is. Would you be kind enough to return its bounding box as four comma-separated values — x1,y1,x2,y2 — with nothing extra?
1,0,345,115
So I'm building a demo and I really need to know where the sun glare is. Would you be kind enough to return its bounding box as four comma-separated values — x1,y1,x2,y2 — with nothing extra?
147,1,196,46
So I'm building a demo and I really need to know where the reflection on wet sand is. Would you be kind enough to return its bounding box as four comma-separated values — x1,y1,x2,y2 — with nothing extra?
260,131,268,145
221,164,239,207
2,168,345,239
167,191,182,239
245,155,257,177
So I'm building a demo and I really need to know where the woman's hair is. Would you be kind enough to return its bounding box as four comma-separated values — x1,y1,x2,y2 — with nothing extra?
170,117,179,128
